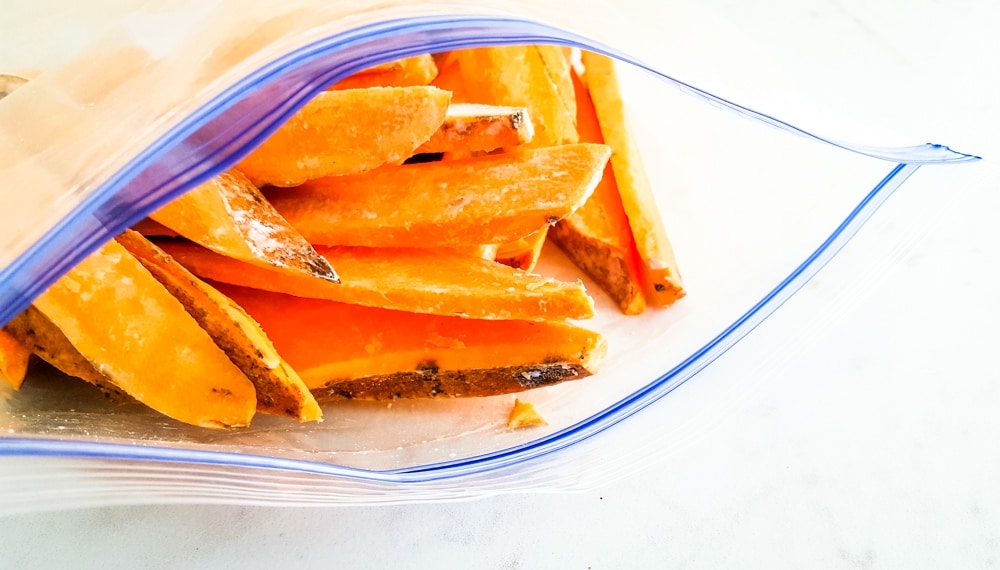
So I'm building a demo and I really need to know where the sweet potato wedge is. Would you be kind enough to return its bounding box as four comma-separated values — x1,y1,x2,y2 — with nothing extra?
450,46,578,147
330,54,438,90
549,69,646,314
116,230,321,422
130,218,177,237
266,143,611,248
217,285,607,400
4,306,127,400
30,240,257,428
494,228,548,272
414,103,535,154
0,329,30,390
237,86,452,187
158,241,594,321
430,52,467,100
581,52,685,306
148,170,339,284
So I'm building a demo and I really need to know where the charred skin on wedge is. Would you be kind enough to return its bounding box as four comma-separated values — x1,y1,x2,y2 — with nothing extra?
116,230,321,422
313,358,602,401
218,285,607,401
4,306,130,401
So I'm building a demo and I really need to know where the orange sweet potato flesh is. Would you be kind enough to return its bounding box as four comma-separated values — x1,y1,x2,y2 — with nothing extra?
148,170,339,284
581,52,685,306
0,329,30,390
330,55,438,90
414,103,535,154
237,86,452,187
450,46,577,147
131,218,177,237
158,240,594,322
217,284,607,400
494,228,548,272
430,52,467,99
5,305,129,400
266,143,611,248
549,69,646,314
30,240,257,428
116,230,321,422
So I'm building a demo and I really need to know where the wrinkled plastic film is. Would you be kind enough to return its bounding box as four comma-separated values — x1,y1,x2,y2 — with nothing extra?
0,0,984,510
0,0,975,326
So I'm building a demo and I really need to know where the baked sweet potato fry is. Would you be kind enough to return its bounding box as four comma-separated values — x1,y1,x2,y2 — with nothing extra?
494,228,549,272
130,218,177,237
266,143,611,248
217,285,607,400
414,103,535,154
430,52,467,99
5,305,127,400
237,86,451,187
329,54,438,90
116,230,321,422
148,170,339,283
158,240,594,321
30,240,257,428
449,46,578,147
0,329,30,390
581,52,685,306
549,69,646,314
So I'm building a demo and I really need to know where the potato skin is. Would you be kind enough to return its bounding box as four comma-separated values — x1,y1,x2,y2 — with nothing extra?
312,361,595,401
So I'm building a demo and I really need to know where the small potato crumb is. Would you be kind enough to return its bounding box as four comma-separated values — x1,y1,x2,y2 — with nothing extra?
507,398,547,430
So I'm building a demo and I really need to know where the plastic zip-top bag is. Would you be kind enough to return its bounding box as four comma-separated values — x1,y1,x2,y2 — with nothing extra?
0,0,983,512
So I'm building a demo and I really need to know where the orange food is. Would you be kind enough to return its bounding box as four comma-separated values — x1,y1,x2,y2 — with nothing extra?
329,54,438,90
450,46,578,147
130,218,177,237
4,306,124,398
148,170,339,283
414,103,535,154
507,398,548,429
430,52,467,99
549,69,646,314
581,52,685,306
237,86,451,187
30,240,257,428
117,231,321,422
218,284,607,400
494,228,549,272
0,329,30,390
158,241,594,322
265,143,610,248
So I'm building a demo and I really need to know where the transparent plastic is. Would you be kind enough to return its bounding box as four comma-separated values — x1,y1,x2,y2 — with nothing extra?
0,0,982,512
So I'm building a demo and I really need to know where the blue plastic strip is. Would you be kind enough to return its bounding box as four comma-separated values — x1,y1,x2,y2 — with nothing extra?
0,163,920,483
0,15,978,327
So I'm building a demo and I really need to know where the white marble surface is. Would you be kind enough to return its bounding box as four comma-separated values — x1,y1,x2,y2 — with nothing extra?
2,0,999,568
